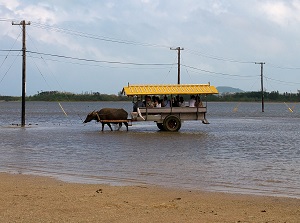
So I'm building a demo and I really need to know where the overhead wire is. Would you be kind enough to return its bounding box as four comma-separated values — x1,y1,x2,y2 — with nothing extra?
0,30,22,86
31,22,170,49
26,50,176,66
4,20,287,76
0,50,21,85
184,48,256,64
161,55,177,84
182,64,259,79
264,76,300,86
266,63,300,70
26,33,76,119
27,54,171,70
26,32,92,122
0,31,22,70
2,19,299,92
180,56,194,83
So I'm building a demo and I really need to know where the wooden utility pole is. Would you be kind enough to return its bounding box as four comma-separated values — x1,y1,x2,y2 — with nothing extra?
255,62,265,112
12,20,31,126
170,47,184,84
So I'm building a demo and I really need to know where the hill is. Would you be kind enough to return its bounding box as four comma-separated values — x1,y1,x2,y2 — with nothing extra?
217,86,244,94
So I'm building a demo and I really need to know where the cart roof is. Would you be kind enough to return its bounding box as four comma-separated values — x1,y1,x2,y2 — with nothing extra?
122,84,219,96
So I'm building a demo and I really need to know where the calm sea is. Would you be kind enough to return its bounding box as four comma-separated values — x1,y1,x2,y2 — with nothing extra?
0,101,299,198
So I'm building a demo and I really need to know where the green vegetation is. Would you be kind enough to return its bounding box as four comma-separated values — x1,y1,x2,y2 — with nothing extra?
1,90,299,102
0,91,130,102
207,91,300,102
0,96,21,101
27,91,131,101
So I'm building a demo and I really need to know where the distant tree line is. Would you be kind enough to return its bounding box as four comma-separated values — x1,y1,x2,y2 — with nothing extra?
0,91,130,102
207,91,300,102
1,90,300,102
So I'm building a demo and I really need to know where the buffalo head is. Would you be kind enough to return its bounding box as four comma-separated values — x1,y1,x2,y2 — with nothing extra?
83,110,100,123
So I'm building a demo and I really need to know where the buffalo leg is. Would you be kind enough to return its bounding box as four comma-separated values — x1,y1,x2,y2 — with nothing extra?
101,123,105,131
123,122,128,131
116,123,122,131
107,123,113,131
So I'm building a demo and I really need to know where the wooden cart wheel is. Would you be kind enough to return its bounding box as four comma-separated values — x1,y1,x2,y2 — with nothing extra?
163,115,181,132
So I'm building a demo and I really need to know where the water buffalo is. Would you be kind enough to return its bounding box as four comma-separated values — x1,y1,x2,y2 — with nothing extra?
84,108,129,131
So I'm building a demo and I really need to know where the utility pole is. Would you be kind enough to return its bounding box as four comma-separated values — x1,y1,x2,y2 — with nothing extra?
12,20,31,127
255,62,265,112
170,47,184,84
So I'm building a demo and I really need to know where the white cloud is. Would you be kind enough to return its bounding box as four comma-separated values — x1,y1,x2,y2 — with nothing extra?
0,0,20,11
261,0,300,26
16,4,59,24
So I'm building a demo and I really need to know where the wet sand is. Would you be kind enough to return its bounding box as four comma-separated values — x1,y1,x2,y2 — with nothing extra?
0,173,299,223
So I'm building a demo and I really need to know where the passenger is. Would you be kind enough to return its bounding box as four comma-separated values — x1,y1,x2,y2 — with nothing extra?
189,95,196,107
133,99,143,112
172,95,180,107
195,96,203,107
162,95,170,107
178,96,185,107
152,95,156,102
159,99,164,107
145,95,154,108
154,97,161,107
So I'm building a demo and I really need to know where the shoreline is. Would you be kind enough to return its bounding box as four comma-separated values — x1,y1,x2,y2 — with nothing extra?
1,173,299,222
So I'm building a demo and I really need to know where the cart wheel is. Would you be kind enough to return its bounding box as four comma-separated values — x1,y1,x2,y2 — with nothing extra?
156,123,165,131
163,115,181,132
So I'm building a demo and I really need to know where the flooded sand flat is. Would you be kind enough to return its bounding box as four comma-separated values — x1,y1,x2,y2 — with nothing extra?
0,101,299,198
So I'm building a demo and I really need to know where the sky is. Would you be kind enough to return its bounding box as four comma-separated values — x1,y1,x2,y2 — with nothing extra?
1,0,300,96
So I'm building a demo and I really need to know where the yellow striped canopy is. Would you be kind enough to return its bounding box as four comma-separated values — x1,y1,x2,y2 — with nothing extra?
122,84,219,96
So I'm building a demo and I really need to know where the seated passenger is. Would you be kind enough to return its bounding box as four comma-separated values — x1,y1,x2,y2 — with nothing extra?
133,99,144,112
195,96,203,107
189,95,196,107
172,95,180,107
144,95,154,108
178,96,185,107
162,95,170,107
154,97,161,107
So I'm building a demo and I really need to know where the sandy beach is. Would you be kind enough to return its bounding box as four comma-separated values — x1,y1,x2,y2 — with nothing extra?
0,173,299,223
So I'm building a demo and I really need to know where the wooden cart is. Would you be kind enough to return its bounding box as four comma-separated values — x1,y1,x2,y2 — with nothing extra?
122,83,218,131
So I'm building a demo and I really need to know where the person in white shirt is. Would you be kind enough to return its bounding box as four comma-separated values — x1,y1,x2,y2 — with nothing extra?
178,96,185,107
189,95,196,107
154,97,161,107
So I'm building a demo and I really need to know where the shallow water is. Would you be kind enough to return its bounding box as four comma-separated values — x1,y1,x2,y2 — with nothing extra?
0,101,299,198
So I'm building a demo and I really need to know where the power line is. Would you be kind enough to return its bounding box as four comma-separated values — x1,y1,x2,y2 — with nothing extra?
0,51,21,84
184,48,256,64
0,49,22,52
265,76,300,85
27,54,170,70
3,19,300,72
266,63,300,70
182,64,259,78
31,22,170,49
2,19,299,92
0,18,13,22
26,50,176,66
0,31,22,70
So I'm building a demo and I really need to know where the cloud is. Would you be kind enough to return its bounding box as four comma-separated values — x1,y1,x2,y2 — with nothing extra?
261,0,300,27
1,0,300,95
0,0,20,12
